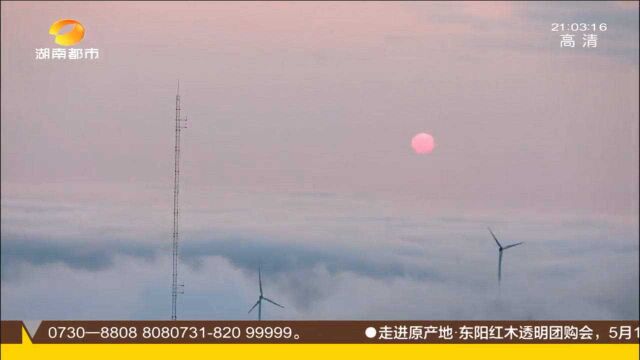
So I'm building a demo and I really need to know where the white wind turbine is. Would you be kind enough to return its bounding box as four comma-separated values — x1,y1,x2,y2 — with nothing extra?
488,228,524,284
248,266,284,320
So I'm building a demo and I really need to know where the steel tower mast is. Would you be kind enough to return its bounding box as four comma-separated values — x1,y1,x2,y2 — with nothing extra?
172,81,187,320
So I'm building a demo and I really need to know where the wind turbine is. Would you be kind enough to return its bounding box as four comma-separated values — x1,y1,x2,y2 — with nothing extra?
488,228,524,284
248,267,284,320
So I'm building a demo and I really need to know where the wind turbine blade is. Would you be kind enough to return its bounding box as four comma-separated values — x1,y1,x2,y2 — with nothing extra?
259,266,263,296
262,297,284,308
488,228,503,249
503,242,524,250
248,300,260,313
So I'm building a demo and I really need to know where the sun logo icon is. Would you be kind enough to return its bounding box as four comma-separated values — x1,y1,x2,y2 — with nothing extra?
49,19,85,46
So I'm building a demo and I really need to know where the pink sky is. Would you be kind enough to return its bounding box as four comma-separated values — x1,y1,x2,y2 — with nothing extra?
1,1,638,217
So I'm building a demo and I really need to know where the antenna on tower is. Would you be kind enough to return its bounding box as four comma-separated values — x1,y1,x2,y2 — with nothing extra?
171,80,188,320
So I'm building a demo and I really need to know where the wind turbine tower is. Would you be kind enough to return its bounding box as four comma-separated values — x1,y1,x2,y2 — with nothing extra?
171,82,187,320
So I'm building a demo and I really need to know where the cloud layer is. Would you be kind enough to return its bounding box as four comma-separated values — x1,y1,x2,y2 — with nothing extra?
2,190,638,320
